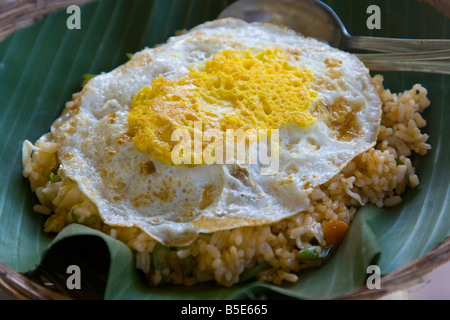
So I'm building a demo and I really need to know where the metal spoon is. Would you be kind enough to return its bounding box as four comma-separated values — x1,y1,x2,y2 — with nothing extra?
218,0,450,73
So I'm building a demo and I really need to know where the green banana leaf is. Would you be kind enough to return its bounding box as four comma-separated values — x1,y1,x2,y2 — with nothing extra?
0,0,448,300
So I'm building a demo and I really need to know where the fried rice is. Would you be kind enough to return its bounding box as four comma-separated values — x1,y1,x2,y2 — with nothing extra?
22,74,431,288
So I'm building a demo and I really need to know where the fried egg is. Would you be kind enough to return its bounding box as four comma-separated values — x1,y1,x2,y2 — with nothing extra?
50,18,381,246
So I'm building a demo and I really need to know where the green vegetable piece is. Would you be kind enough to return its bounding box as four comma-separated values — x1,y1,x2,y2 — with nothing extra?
298,245,333,261
70,210,77,223
152,242,171,270
239,262,270,282
83,214,99,226
126,53,133,60
49,172,61,183
82,73,96,81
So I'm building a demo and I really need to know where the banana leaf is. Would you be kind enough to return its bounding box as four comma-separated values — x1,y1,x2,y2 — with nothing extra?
0,0,448,300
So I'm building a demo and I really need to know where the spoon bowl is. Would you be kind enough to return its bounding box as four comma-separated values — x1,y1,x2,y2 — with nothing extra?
219,0,347,48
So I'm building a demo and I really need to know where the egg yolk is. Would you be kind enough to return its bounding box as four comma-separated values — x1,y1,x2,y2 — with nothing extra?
128,48,318,165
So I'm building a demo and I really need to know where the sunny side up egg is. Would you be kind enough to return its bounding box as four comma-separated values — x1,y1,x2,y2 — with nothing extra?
49,18,381,246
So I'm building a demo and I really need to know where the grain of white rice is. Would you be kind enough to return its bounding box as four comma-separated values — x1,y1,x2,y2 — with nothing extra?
33,204,52,215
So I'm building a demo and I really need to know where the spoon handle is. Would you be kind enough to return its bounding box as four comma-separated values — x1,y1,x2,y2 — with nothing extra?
345,35,450,53
356,49,450,74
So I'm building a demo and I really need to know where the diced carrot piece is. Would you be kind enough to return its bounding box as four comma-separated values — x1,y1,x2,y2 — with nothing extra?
323,220,349,247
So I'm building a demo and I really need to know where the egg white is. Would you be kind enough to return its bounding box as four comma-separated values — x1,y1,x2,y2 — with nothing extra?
50,18,381,246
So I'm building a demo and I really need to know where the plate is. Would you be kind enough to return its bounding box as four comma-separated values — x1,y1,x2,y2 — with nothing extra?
0,0,448,300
